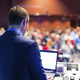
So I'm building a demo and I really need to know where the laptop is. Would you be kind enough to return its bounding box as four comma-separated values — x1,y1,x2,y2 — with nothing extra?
40,50,58,78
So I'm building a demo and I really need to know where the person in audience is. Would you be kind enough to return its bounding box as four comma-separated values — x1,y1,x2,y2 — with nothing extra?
0,6,47,80
36,38,43,50
50,34,61,50
61,28,72,41
60,39,74,62
43,31,50,41
0,27,6,35
47,33,56,48
41,39,48,50
70,28,78,40
0,30,2,36
74,31,80,52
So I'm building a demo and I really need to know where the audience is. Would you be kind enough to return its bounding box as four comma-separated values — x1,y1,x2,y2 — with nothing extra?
0,26,80,62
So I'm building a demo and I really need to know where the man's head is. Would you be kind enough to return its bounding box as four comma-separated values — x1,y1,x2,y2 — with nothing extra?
8,5,29,35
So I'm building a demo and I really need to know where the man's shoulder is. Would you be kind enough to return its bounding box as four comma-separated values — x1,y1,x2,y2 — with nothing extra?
17,36,35,45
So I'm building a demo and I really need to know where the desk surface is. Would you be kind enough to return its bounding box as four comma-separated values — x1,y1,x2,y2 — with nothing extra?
46,62,80,80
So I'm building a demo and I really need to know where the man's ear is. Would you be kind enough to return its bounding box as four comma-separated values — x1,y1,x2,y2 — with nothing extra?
23,18,27,26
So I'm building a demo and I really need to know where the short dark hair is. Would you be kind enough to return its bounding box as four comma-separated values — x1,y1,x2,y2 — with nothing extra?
8,5,29,25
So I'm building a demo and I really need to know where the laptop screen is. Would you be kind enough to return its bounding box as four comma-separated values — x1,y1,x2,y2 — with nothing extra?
40,50,58,72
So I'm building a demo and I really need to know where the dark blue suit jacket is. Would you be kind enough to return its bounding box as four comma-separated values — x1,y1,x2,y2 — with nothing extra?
0,30,47,80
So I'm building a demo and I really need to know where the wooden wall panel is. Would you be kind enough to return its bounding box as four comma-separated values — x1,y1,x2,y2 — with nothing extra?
0,0,12,28
29,16,70,31
13,0,80,15
29,21,70,31
0,0,79,28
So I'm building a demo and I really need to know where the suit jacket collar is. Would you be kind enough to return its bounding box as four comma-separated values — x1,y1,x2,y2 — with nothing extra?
1,30,22,38
7,28,22,35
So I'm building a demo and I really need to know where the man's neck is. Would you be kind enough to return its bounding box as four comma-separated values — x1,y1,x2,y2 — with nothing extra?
8,25,26,36
8,25,23,35
9,25,22,32
9,25,19,29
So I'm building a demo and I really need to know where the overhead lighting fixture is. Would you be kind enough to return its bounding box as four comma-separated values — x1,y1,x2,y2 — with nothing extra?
35,13,40,16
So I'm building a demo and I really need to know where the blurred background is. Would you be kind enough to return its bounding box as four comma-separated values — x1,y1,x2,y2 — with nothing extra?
1,0,80,79
0,0,80,62
1,0,80,62
1,0,80,29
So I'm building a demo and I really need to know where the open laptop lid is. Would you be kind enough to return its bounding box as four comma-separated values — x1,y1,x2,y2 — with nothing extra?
40,50,58,73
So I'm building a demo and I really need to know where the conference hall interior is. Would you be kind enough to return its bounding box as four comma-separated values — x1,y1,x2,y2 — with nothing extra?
0,0,80,80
